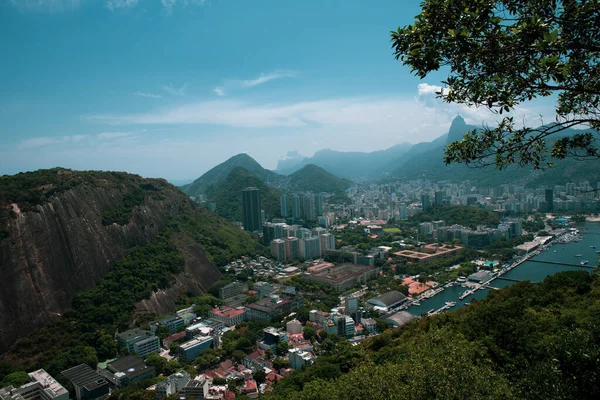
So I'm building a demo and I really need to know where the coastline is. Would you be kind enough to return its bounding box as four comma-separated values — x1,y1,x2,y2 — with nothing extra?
586,216,600,222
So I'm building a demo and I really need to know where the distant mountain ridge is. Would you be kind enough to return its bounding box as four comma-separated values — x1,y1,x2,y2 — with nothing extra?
391,116,600,186
275,143,414,178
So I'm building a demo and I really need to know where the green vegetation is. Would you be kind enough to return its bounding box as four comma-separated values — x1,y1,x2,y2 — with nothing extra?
183,153,283,197
0,371,30,388
392,0,600,170
205,167,285,222
0,206,264,381
0,168,167,212
101,186,146,225
523,214,546,233
383,227,401,234
266,271,600,399
289,164,351,194
416,205,500,229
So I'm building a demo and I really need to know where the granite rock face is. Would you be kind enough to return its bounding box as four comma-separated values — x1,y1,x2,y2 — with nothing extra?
0,183,191,353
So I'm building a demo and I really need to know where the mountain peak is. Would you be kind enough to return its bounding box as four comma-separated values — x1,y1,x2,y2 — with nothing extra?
446,115,469,144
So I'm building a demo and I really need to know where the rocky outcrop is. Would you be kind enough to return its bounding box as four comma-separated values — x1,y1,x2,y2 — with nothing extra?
134,240,222,318
0,183,189,353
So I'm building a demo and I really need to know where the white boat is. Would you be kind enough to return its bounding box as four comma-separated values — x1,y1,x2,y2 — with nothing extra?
581,260,589,265
575,254,582,257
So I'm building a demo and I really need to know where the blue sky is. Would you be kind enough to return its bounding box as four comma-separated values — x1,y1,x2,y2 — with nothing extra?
0,0,555,181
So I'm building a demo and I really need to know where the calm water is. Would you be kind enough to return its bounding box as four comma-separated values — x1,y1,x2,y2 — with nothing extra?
407,222,599,316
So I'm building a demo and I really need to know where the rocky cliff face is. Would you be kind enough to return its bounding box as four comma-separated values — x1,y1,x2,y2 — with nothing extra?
0,180,191,353
135,237,222,318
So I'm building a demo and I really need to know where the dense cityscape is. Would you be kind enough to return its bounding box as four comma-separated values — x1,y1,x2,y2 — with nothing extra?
3,173,598,399
2,0,600,399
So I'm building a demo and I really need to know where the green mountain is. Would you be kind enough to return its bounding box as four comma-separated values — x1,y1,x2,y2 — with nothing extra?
205,167,285,222
0,168,263,364
289,164,352,194
265,270,600,399
391,116,600,186
182,153,282,197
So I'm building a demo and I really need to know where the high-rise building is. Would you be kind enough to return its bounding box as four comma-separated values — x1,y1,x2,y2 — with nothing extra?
271,239,286,261
303,195,316,221
434,190,444,207
284,237,300,260
399,205,407,220
242,187,261,232
320,233,336,251
345,295,358,317
291,195,301,219
545,189,554,212
280,194,289,218
299,236,321,259
421,193,431,212
315,194,323,216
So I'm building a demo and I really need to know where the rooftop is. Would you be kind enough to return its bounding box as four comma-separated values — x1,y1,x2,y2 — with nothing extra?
367,290,407,308
107,356,153,380
210,306,246,319
308,263,375,284
61,364,108,392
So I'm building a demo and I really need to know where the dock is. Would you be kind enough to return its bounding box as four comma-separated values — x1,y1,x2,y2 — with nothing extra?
526,259,595,269
495,277,524,283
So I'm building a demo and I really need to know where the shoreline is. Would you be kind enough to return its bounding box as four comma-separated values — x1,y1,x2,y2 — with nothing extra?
586,216,600,222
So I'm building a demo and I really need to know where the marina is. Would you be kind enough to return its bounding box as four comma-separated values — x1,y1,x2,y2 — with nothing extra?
407,222,599,317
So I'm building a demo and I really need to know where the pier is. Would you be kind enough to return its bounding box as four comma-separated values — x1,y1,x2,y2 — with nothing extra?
527,259,595,269
495,277,524,283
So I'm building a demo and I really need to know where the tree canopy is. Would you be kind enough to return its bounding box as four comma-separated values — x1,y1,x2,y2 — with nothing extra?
391,0,600,169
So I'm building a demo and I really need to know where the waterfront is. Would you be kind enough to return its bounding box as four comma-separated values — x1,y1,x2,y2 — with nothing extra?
408,222,599,316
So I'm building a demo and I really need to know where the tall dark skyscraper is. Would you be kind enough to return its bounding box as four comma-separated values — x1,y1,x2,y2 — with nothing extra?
291,195,301,219
545,189,554,212
242,187,261,232
421,193,431,212
280,194,289,218
434,190,444,207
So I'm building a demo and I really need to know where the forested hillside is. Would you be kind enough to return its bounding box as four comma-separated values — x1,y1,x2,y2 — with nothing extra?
265,270,600,400
289,164,351,194
0,207,265,379
205,167,285,221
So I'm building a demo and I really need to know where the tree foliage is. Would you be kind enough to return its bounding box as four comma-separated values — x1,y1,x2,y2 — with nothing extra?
265,270,600,400
392,0,600,169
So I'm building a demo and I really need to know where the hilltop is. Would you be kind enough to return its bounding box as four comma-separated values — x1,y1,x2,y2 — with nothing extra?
289,164,352,194
182,153,282,197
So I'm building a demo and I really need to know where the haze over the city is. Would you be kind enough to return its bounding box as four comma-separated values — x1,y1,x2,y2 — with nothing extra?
1,0,555,180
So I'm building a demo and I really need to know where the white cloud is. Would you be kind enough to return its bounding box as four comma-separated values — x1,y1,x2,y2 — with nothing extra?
96,132,135,140
134,91,162,99
8,0,84,12
88,83,556,150
17,135,88,150
161,0,205,14
106,0,138,11
162,83,188,96
213,87,225,97
240,71,297,88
